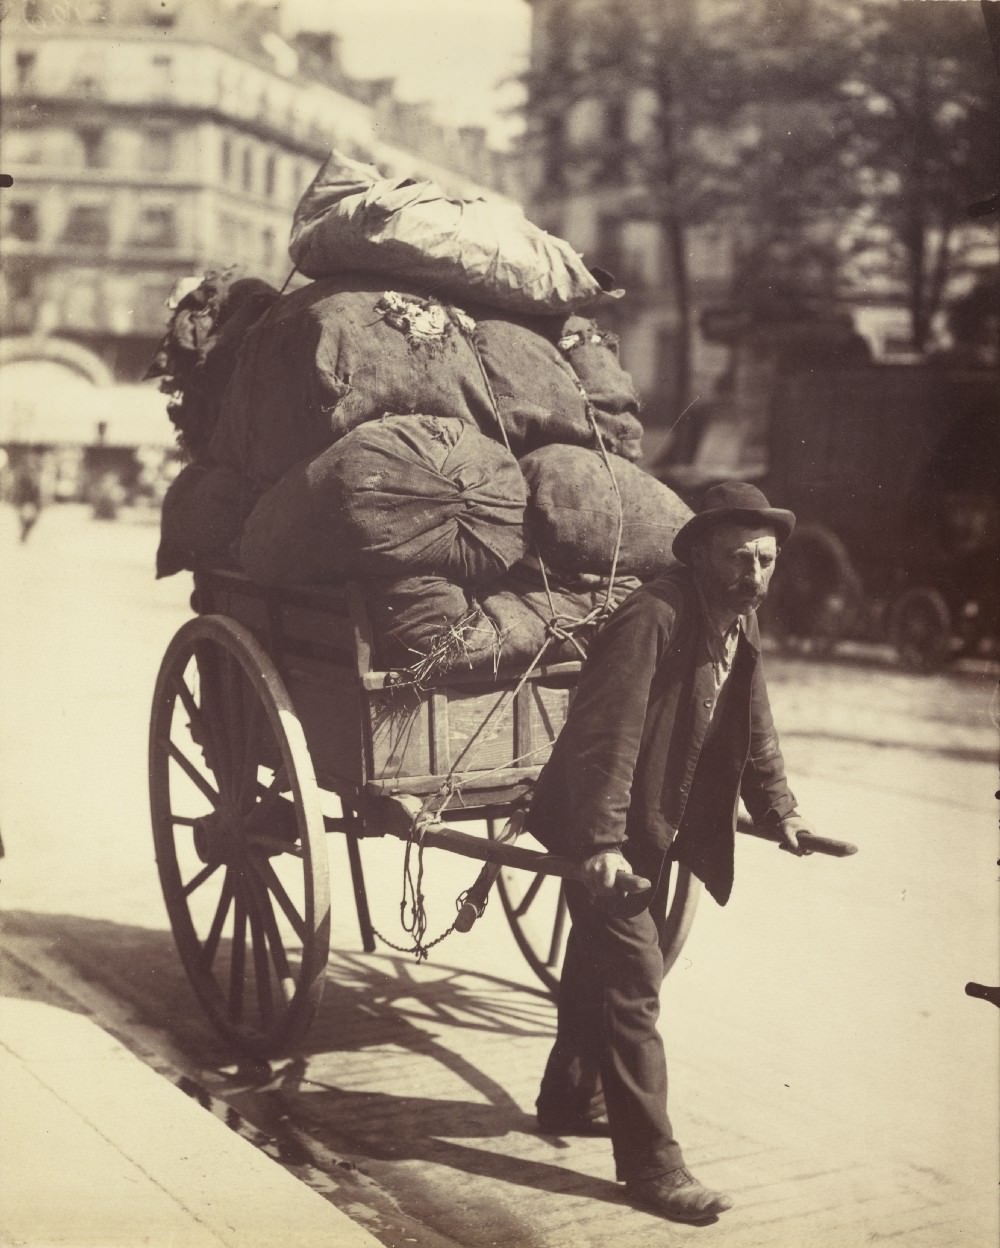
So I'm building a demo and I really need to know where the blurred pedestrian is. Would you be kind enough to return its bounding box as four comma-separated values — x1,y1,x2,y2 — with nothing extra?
10,454,43,543
527,481,815,1225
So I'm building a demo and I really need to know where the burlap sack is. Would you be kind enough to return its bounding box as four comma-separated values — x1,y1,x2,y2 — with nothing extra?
241,415,527,586
335,415,526,582
558,317,645,461
238,452,347,586
469,314,589,453
209,278,494,487
367,576,499,674
520,445,693,578
288,150,615,316
479,564,643,670
156,462,252,578
466,313,643,460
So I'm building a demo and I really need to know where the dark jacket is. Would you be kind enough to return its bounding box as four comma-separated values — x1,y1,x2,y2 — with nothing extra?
527,567,796,905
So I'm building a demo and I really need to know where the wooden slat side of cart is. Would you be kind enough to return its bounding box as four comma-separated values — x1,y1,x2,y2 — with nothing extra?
191,566,582,818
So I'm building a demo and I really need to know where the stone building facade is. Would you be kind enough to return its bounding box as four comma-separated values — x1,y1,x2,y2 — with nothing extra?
0,0,519,392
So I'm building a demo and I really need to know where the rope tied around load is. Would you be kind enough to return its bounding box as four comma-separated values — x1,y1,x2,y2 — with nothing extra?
375,400,629,960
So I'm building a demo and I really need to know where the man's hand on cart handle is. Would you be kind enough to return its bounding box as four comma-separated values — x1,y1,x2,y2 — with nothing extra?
737,816,858,857
775,813,816,856
579,850,651,897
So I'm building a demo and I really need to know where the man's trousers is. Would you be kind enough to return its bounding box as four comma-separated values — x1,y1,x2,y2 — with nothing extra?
535,852,685,1181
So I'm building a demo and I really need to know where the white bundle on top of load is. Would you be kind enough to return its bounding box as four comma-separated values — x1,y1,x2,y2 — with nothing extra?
155,151,692,679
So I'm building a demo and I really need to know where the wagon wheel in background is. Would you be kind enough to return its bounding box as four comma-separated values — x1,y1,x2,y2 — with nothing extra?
763,523,863,656
149,615,331,1057
888,587,953,674
488,820,702,995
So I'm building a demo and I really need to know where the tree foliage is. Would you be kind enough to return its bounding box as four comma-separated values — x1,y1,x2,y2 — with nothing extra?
523,0,999,378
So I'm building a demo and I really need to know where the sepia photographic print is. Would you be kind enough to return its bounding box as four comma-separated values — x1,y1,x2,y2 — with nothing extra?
1,2,998,1245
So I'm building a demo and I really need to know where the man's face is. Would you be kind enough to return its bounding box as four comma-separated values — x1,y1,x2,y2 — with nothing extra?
692,522,779,617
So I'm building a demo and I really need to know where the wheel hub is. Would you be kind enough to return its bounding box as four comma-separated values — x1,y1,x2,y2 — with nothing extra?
193,808,248,866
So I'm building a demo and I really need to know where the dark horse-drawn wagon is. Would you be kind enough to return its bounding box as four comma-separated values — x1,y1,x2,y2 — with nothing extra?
760,366,999,671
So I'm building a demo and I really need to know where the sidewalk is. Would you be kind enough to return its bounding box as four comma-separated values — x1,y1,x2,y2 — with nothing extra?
0,992,384,1248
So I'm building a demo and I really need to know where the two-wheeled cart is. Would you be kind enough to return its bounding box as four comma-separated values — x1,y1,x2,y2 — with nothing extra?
149,567,855,1057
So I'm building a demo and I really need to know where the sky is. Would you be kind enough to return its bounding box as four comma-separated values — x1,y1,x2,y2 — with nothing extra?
274,0,533,148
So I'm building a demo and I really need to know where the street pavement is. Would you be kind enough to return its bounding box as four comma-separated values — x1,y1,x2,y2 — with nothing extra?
0,953,382,1248
1,503,997,1248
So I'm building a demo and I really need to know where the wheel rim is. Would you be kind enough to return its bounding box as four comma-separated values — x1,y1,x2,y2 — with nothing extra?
149,615,330,1056
489,823,700,995
890,588,952,673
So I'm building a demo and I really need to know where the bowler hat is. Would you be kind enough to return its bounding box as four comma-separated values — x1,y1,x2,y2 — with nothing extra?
672,481,795,565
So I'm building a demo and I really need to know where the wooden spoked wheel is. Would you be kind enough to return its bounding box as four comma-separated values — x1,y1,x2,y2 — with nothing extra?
149,615,330,1057
888,586,953,673
488,821,702,995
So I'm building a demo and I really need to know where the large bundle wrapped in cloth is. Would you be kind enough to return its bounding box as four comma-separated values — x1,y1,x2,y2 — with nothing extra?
469,312,644,460
208,279,644,487
288,151,618,316
478,565,641,672
240,415,526,586
366,566,642,676
366,576,498,674
209,279,491,488
146,268,279,461
521,445,693,579
156,463,252,577
557,317,644,461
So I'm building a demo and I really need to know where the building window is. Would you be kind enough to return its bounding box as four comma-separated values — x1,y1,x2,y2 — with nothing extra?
221,137,232,182
603,99,626,178
264,153,276,198
79,127,107,169
596,214,624,278
63,277,100,329
149,0,178,28
62,204,110,245
219,212,239,249
261,227,275,267
144,128,175,173
241,147,254,193
133,205,176,247
7,267,34,301
3,265,35,331
605,99,626,143
151,54,173,99
543,113,566,191
136,281,174,331
8,202,39,242
16,51,37,91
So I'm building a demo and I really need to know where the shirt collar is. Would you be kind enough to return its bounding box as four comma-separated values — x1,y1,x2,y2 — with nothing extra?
694,580,743,644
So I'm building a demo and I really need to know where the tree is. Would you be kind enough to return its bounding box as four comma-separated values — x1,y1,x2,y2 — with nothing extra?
522,0,999,414
522,0,870,412
831,0,999,351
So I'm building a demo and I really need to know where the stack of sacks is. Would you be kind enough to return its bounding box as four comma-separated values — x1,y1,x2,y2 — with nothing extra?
206,279,644,490
163,151,693,676
364,566,644,676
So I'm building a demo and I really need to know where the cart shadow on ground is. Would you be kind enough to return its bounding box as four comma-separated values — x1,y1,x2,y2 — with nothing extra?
1,911,635,1220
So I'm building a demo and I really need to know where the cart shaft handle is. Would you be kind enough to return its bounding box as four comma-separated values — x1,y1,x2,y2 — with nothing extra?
737,821,858,857
455,867,649,933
